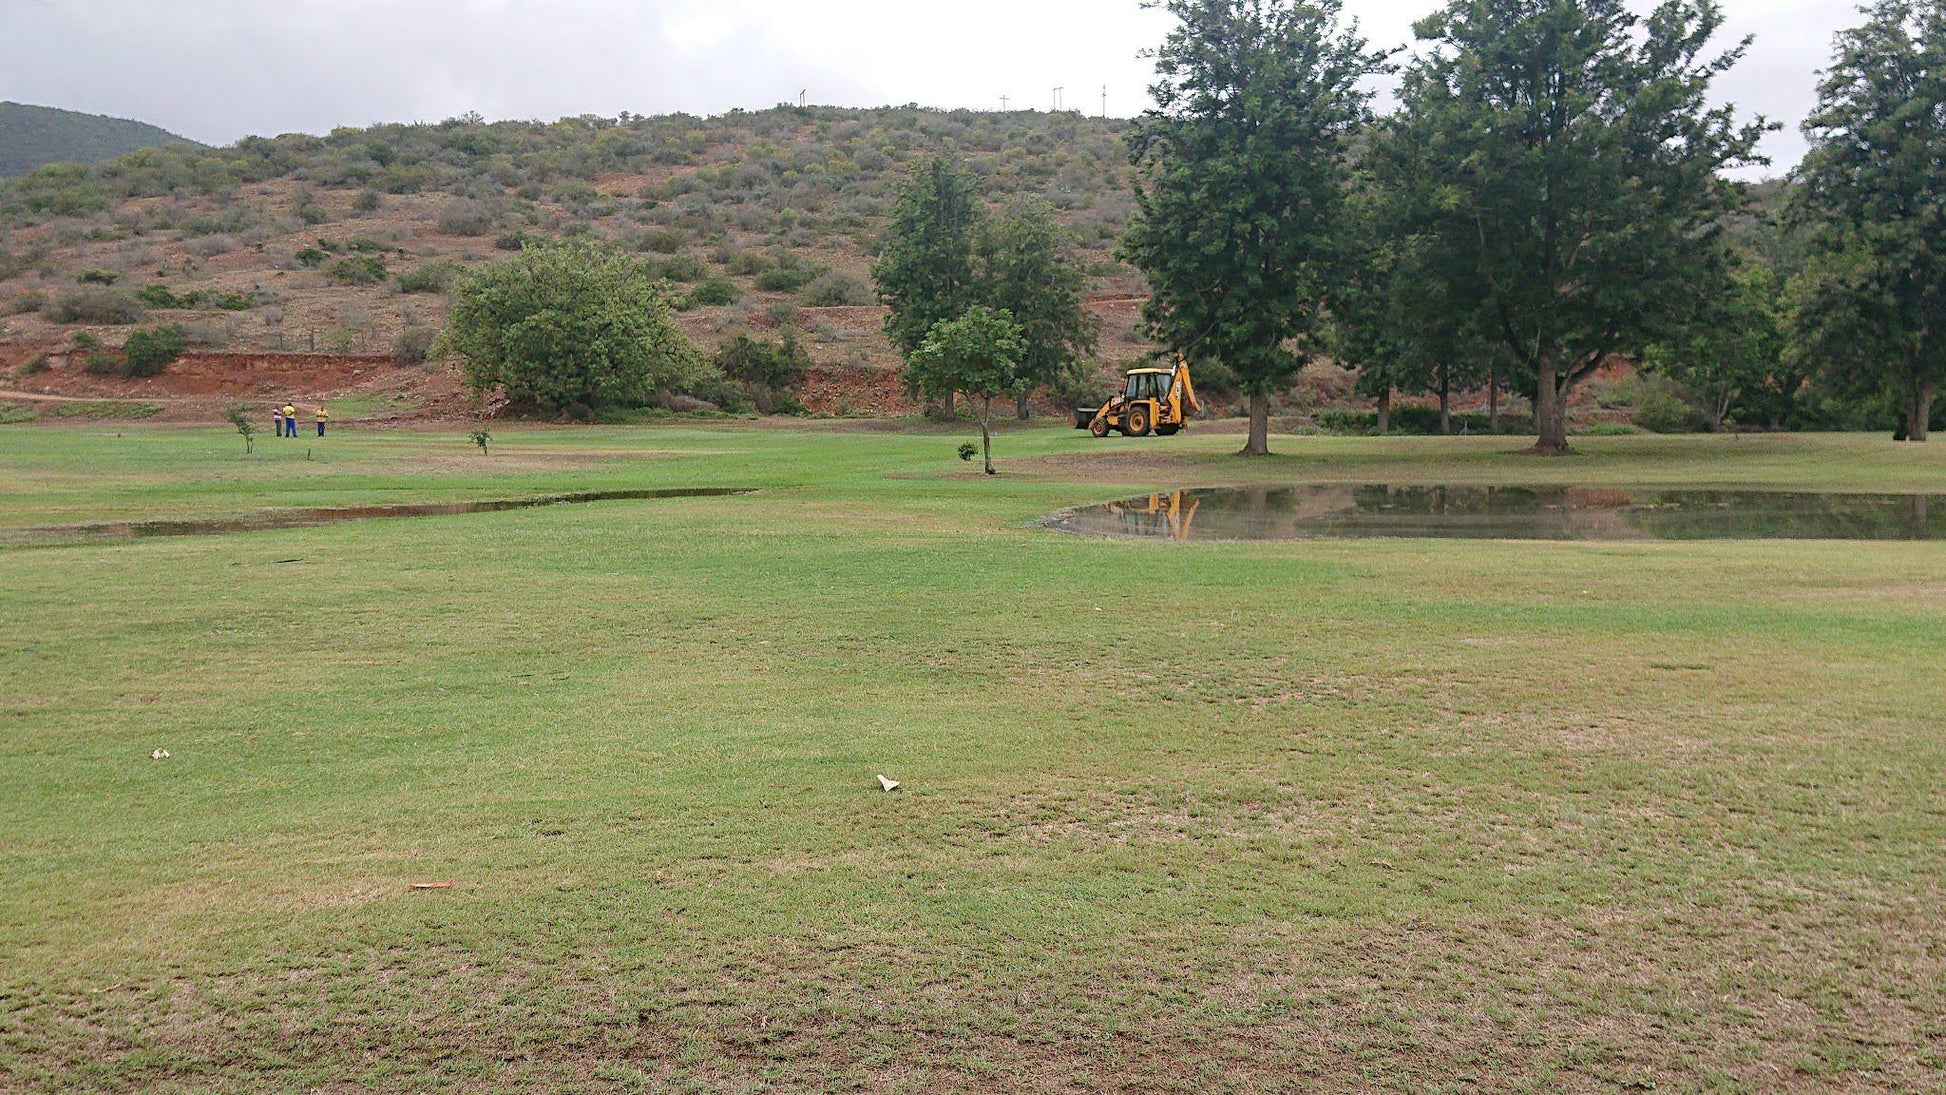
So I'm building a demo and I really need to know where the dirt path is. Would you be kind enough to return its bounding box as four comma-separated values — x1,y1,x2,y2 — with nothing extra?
0,389,182,403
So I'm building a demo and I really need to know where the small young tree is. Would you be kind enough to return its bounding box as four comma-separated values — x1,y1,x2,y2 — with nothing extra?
224,404,257,454
441,242,705,419
907,307,1027,475
976,199,1099,419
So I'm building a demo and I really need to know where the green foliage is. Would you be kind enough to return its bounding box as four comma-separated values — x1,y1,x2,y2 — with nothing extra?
800,271,872,306
469,424,491,454
22,354,50,375
687,276,740,307
297,201,329,226
352,189,382,213
956,442,979,461
442,242,705,417
76,268,118,285
121,324,189,377
1122,0,1385,454
438,199,497,236
873,154,980,358
1642,265,1791,429
1385,0,1768,451
294,247,329,268
326,255,388,286
1793,0,1946,440
1631,377,1710,434
43,285,144,324
135,284,265,310
715,330,810,414
396,261,462,294
977,198,1098,403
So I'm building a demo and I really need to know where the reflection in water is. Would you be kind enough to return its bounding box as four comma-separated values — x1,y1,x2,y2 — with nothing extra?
1052,486,1945,542
6,488,753,547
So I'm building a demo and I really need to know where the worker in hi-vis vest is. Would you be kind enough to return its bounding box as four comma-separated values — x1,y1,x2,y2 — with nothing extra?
282,405,296,438
316,406,329,437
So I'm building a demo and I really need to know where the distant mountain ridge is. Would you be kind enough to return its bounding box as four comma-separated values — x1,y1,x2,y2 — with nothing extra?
0,102,196,178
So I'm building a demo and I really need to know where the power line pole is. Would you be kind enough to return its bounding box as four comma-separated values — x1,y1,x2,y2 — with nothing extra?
1000,94,1009,112
1052,87,1064,111
1101,85,1108,118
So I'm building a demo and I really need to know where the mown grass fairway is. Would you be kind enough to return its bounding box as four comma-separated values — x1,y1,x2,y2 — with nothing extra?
2,425,1943,1093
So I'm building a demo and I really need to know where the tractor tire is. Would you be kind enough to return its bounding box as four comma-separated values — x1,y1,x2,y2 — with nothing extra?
1089,416,1111,438
1156,424,1180,436
1125,405,1153,437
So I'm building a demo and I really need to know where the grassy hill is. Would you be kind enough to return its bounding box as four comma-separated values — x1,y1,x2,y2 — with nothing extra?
0,106,1158,406
0,102,196,179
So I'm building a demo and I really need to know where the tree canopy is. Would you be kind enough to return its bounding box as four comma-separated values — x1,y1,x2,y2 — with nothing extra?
1122,0,1386,455
1794,0,1946,441
873,154,981,362
1385,0,1768,452
976,199,1099,417
441,242,704,418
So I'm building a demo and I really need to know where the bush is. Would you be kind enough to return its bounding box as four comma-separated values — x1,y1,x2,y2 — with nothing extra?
800,271,873,306
494,230,530,251
654,253,706,282
754,254,821,292
297,202,329,225
294,247,329,268
352,190,382,213
393,326,440,364
688,276,741,307
438,199,496,236
121,324,189,376
77,268,119,285
83,352,124,375
1632,386,1706,433
43,286,145,324
397,262,462,294
22,354,50,375
6,290,45,316
326,255,388,286
636,228,687,254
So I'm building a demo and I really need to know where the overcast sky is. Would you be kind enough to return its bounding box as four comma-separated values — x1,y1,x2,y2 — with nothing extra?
1,0,1862,176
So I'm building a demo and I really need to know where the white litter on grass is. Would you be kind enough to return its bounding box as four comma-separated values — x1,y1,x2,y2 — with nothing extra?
150,749,170,759
876,774,901,792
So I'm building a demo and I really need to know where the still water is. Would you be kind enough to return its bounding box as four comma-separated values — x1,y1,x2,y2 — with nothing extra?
1050,485,1946,542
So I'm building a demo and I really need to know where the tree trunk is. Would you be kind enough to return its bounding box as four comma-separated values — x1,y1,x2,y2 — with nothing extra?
1241,388,1270,456
1438,366,1452,435
1488,361,1500,432
1016,389,1031,420
942,390,956,420
980,395,996,474
1914,378,1934,442
1376,387,1391,433
1531,342,1572,454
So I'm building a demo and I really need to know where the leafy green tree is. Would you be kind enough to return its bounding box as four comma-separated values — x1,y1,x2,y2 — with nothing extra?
1122,0,1386,455
1642,264,1788,431
907,307,1027,475
874,154,981,416
223,404,257,454
441,242,703,418
1794,0,1946,441
1386,0,1768,453
715,329,811,414
977,199,1099,419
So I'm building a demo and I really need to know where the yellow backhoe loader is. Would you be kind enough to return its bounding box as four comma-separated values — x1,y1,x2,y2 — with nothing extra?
1074,357,1201,438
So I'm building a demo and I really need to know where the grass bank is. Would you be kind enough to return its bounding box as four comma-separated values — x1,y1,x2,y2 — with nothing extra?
1,425,1942,1092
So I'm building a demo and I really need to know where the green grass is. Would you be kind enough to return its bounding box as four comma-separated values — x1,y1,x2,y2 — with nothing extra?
2,425,1943,1093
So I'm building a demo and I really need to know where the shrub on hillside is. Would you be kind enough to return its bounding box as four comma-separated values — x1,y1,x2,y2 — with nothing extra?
687,276,740,307
326,255,388,286
393,326,440,364
438,199,496,236
352,189,382,213
121,324,189,376
77,268,119,285
43,286,144,324
397,262,462,294
800,271,872,306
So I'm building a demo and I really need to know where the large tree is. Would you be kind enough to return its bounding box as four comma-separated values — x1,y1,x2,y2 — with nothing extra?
1388,0,1767,453
1794,0,1946,441
907,307,1027,475
442,242,703,418
977,198,1100,419
1122,0,1386,455
874,154,981,417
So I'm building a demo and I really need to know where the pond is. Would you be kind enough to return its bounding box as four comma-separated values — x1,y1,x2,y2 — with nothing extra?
4,488,755,547
1049,486,1946,542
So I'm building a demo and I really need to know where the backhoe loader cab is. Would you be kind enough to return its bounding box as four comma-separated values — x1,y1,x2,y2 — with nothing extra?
1074,358,1201,438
